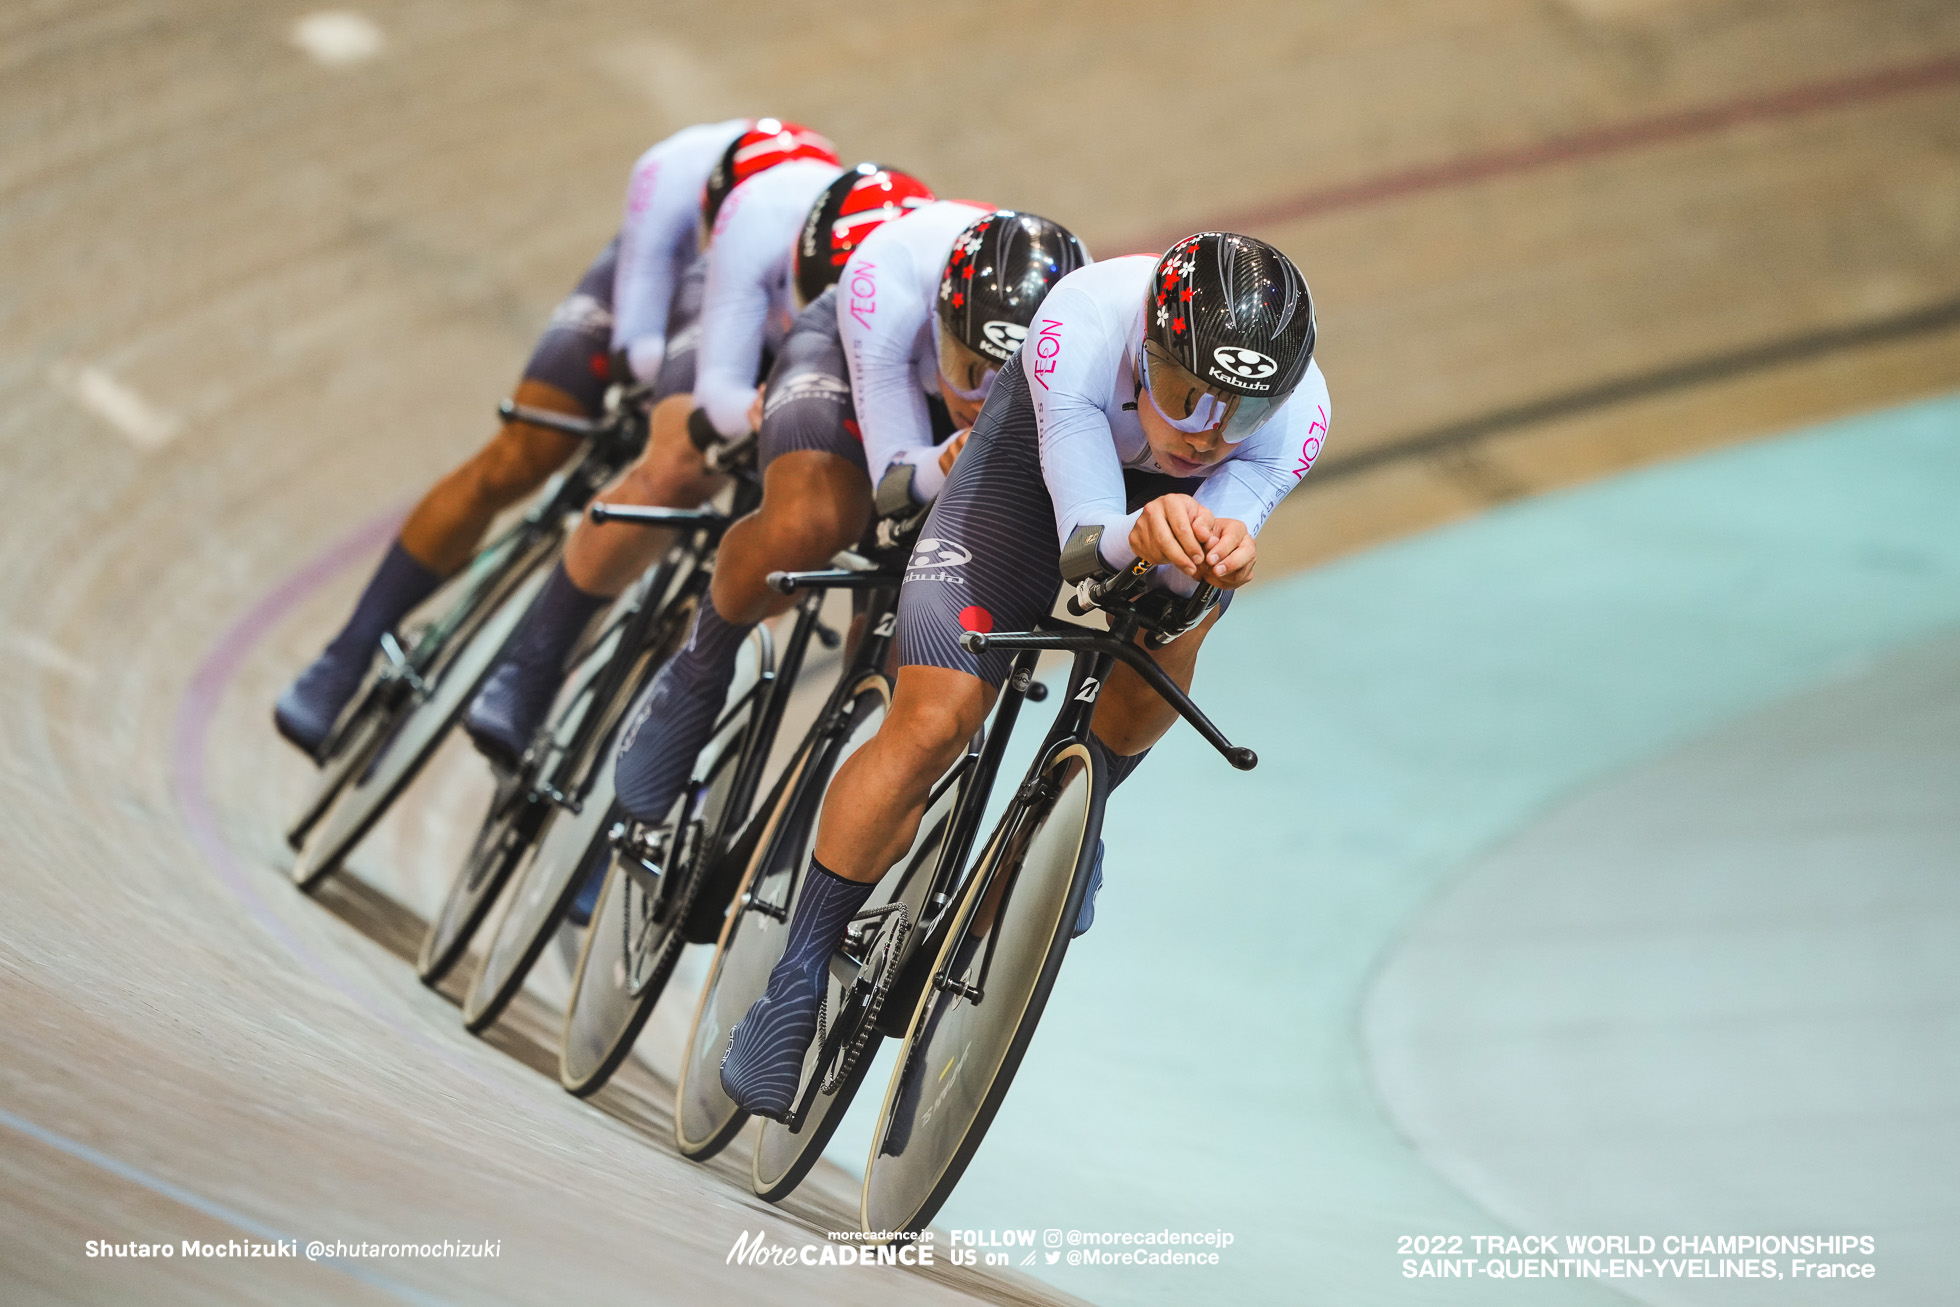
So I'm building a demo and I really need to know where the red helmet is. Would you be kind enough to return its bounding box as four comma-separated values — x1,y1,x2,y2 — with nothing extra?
794,163,937,307
701,119,839,231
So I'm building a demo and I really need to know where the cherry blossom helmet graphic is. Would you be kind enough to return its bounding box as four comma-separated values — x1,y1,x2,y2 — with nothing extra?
793,163,937,308
1138,231,1315,444
935,210,1089,402
700,119,840,231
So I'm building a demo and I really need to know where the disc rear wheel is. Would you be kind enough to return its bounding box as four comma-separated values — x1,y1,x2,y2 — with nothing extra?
558,634,767,1096
672,678,888,1161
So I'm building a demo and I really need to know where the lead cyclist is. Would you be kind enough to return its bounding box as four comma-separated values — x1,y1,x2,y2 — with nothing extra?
718,231,1333,1116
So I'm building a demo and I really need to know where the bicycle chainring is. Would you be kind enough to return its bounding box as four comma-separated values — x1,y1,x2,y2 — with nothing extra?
818,904,911,1097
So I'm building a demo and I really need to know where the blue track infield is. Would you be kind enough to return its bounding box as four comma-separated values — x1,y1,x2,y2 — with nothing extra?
926,390,1960,1305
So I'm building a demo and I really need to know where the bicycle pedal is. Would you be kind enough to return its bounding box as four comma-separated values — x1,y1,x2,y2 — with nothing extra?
608,818,667,858
610,820,670,889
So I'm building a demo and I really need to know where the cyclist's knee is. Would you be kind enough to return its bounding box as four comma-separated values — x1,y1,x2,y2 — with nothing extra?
762,497,859,567
472,424,578,506
765,455,869,552
606,408,712,507
885,672,989,770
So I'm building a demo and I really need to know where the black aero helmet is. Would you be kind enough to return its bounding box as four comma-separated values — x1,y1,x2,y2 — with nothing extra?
794,163,936,308
935,210,1089,399
1139,232,1315,443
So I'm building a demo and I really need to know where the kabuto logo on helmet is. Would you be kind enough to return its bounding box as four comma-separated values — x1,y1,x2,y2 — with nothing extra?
938,210,1089,381
980,320,1027,359
1211,345,1277,380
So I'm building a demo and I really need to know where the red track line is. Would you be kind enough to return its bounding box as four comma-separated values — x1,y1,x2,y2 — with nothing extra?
1152,51,1960,244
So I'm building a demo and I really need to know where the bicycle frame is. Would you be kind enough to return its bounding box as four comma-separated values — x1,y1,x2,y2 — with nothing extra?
888,601,1259,1012
700,567,905,927
527,505,737,816
302,398,648,771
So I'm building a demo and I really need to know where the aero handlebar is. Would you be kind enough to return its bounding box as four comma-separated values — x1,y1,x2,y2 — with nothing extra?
957,626,1257,771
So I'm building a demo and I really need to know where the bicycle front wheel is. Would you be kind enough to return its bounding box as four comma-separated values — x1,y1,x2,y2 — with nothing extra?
417,771,542,986
860,742,1103,1236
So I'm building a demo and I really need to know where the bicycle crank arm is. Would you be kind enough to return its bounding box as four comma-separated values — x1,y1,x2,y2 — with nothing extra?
376,631,430,700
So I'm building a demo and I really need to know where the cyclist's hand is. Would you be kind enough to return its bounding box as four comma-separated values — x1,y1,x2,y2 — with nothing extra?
1129,494,1211,580
1198,516,1256,589
746,385,765,434
937,429,971,477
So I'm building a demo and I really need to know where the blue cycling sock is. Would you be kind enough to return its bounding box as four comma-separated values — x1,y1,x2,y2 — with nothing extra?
613,591,752,822
333,541,442,661
505,561,608,673
1071,737,1147,937
720,858,874,1117
276,541,441,753
1088,733,1149,791
464,561,608,762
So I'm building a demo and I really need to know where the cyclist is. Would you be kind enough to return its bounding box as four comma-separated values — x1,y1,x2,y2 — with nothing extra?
719,232,1330,1117
607,204,1089,850
458,126,851,762
270,118,814,755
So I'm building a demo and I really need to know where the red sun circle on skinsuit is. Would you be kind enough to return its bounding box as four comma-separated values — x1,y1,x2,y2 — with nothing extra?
958,605,993,634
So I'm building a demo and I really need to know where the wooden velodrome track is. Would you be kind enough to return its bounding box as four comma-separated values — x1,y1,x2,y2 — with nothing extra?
4,1,1959,1302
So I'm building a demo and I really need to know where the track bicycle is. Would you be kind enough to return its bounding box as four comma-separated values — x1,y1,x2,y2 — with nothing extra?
668,515,1056,1203
851,566,1254,1234
423,427,771,1033
667,548,1253,1222
550,497,873,1095
287,389,649,890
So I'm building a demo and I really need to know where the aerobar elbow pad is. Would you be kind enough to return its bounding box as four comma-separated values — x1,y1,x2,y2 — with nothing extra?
1059,524,1113,584
873,462,919,519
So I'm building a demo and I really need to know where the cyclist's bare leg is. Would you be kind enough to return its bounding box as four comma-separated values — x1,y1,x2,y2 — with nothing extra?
815,666,997,883
463,394,724,762
711,449,872,623
397,378,587,574
273,378,589,756
563,395,724,597
608,449,868,822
